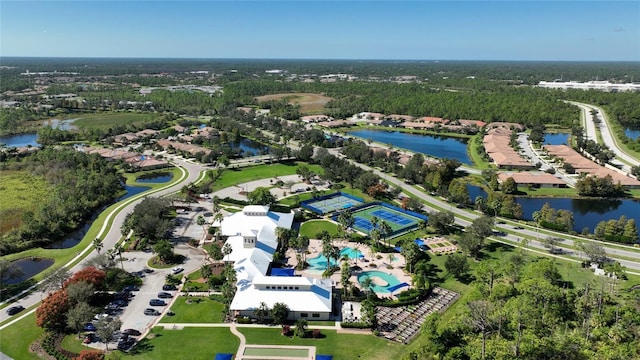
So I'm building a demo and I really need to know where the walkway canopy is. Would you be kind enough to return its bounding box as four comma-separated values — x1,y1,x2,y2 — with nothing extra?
270,268,295,276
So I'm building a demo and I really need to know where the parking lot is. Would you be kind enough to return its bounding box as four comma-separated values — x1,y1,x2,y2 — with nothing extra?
85,238,205,349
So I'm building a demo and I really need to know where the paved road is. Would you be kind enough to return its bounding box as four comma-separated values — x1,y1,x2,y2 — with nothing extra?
326,148,640,272
0,158,204,327
517,133,576,187
571,101,640,171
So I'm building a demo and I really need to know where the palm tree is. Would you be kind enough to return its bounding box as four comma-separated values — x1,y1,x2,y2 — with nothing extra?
379,221,392,247
370,216,379,234
532,210,542,241
275,227,292,250
93,238,103,254
361,276,374,296
322,238,334,273
222,243,232,262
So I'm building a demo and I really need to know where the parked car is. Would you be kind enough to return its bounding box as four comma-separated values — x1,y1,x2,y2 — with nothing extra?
162,284,177,291
149,299,166,306
143,268,154,273
144,308,160,316
5,305,24,316
122,285,139,292
83,323,96,332
171,267,184,275
115,291,134,300
118,336,136,351
93,313,111,321
131,271,145,278
110,299,127,307
83,333,97,344
123,328,141,336
157,292,173,299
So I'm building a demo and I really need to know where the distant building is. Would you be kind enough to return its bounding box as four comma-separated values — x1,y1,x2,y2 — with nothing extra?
538,81,640,92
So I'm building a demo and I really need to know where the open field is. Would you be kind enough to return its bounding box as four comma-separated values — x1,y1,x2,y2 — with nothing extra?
71,112,163,130
254,93,333,114
238,328,404,360
0,313,44,360
210,162,323,191
159,297,225,323
298,220,340,239
118,327,239,360
0,170,52,235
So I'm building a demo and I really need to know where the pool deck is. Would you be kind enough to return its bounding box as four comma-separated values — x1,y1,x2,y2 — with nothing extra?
286,239,412,298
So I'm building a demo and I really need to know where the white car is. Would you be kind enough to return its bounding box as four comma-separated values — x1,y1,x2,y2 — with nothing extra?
172,267,184,275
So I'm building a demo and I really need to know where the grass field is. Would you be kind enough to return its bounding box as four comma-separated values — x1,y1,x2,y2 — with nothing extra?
298,220,340,239
71,112,163,130
0,170,52,235
0,313,44,360
159,297,225,323
210,162,323,191
254,93,333,114
118,327,239,360
238,328,404,360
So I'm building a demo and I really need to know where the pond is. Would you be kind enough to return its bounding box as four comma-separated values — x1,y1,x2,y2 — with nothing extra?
3,258,54,285
467,185,640,238
0,118,78,147
44,184,151,250
136,172,173,183
625,128,640,140
229,138,270,157
348,129,471,165
544,133,569,145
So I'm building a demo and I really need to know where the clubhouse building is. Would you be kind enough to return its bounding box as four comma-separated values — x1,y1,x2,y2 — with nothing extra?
220,205,333,321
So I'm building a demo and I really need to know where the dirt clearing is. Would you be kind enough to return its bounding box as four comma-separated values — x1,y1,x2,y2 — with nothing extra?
255,92,333,114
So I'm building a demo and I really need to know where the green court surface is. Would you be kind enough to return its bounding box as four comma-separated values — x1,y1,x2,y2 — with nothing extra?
351,205,421,234
243,346,310,357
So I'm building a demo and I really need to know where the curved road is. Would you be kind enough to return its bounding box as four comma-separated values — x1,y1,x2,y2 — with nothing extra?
571,101,640,171
0,158,204,327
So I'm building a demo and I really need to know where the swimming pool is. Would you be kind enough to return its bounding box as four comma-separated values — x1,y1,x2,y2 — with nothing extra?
306,247,363,271
357,270,408,293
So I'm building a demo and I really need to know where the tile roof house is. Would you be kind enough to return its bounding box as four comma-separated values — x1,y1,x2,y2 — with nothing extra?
498,172,568,188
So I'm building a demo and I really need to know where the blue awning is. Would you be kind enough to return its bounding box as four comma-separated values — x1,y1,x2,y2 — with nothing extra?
270,268,295,277
214,353,233,360
317,355,333,360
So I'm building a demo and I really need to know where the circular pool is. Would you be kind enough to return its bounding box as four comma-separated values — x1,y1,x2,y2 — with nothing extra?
357,270,406,293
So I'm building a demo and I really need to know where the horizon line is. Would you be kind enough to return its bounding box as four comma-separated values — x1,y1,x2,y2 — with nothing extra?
1,56,639,63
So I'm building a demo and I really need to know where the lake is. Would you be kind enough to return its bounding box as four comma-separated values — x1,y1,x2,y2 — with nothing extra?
467,185,640,238
136,173,173,183
348,129,471,165
0,118,78,147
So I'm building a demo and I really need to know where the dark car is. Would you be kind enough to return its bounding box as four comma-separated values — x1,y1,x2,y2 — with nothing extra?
149,299,166,306
123,328,141,336
144,308,160,316
157,292,173,299
122,285,140,292
115,291,134,300
83,333,97,344
162,284,177,291
110,299,128,307
83,323,96,332
6,305,25,316
143,268,154,273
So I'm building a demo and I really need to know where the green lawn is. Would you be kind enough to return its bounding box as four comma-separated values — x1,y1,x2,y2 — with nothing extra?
159,297,225,323
72,112,163,130
0,313,44,360
0,170,52,235
119,327,239,360
238,328,404,360
516,186,578,197
298,220,340,239
468,133,494,169
210,162,323,191
61,333,93,354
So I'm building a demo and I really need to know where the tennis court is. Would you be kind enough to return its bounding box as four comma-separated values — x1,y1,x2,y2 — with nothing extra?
351,204,426,237
301,192,364,214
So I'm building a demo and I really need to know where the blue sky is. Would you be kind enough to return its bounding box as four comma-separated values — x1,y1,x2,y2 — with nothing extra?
1,1,638,61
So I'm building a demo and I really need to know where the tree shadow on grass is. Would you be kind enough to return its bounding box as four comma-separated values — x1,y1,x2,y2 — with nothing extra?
127,336,156,355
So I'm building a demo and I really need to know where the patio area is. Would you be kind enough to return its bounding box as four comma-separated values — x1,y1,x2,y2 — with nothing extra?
285,239,412,298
